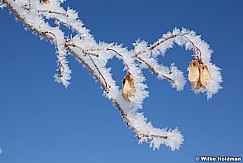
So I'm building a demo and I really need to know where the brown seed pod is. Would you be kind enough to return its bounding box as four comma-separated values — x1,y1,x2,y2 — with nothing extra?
199,63,210,87
188,59,201,89
122,72,136,102
43,0,50,4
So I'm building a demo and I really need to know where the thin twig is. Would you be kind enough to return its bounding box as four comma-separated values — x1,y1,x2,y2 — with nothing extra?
179,34,202,61
149,34,177,51
65,42,99,57
106,48,122,57
137,56,175,82
106,48,131,71
37,9,69,17
134,34,177,57
87,54,109,92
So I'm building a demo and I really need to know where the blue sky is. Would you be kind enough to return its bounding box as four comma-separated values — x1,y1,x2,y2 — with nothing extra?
0,0,243,162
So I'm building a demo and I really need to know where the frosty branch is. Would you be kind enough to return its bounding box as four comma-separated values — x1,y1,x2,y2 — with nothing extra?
1,0,223,150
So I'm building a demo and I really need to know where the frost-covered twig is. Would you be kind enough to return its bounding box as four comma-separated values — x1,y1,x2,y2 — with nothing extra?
1,0,222,150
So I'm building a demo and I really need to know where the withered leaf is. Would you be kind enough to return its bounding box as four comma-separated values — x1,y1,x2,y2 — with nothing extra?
199,63,210,87
188,59,200,89
122,72,136,101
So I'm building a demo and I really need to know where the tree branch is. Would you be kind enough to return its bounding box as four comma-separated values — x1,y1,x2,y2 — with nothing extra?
2,0,222,150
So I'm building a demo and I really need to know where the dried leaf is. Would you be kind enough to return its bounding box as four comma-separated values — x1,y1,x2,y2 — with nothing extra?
199,63,210,87
188,59,200,89
122,72,136,101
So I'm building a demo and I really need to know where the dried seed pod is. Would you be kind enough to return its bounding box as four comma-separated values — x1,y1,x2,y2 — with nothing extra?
43,0,50,4
192,80,202,90
122,72,136,101
188,59,201,89
199,63,210,87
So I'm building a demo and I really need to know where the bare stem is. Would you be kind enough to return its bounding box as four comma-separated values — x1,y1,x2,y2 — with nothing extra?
106,48,122,57
137,55,175,82
179,34,202,61
87,54,109,92
134,34,177,57
65,42,99,57
37,9,69,17
106,48,132,71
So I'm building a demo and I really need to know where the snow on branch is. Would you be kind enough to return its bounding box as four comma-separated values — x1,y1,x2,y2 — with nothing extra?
1,0,222,150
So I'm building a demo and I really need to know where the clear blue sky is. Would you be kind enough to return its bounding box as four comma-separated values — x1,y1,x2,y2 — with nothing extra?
0,0,243,162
